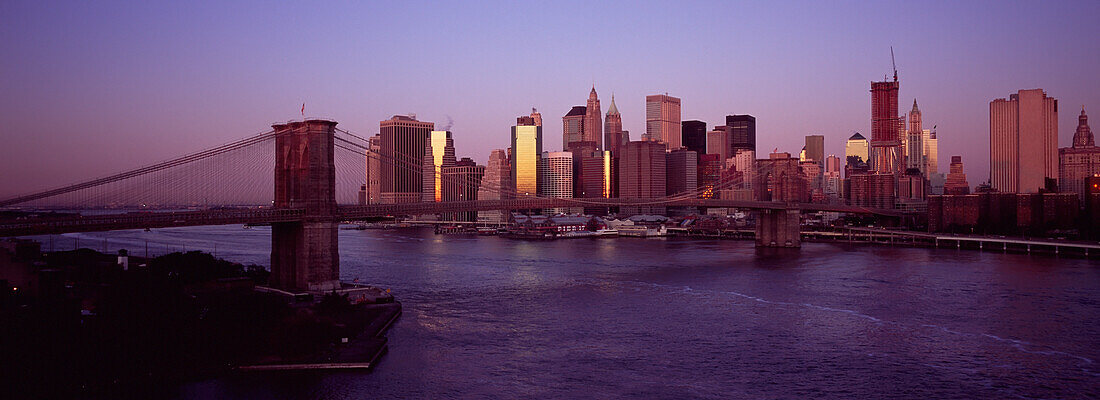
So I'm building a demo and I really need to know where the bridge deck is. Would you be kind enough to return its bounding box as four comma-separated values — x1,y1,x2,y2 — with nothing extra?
0,198,901,237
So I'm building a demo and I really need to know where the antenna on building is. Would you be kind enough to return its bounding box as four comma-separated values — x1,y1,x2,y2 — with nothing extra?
890,46,898,82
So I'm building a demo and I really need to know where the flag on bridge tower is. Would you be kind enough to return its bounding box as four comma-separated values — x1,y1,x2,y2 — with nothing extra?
301,103,305,116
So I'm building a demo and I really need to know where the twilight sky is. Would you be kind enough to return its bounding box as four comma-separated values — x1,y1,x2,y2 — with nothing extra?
1,0,1098,198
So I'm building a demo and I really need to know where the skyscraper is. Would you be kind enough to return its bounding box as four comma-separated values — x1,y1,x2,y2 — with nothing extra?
804,134,824,163
562,106,586,152
585,87,603,150
604,95,625,154
870,75,903,175
539,151,575,214
380,115,434,204
906,100,925,172
477,149,512,223
923,129,938,175
734,149,755,191
990,89,1058,193
572,141,607,202
1059,107,1100,201
421,130,456,202
681,120,707,156
666,149,698,196
845,132,869,169
619,141,667,215
824,155,842,200
511,116,543,197
362,134,382,204
645,94,681,149
707,127,731,161
442,158,484,221
725,115,756,153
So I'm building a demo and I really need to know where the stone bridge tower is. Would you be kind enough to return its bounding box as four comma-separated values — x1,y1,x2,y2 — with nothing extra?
271,119,340,292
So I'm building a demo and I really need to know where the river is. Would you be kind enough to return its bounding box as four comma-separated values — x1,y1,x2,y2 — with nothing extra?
27,225,1100,398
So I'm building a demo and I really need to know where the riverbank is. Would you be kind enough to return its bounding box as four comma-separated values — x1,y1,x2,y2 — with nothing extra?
0,244,401,398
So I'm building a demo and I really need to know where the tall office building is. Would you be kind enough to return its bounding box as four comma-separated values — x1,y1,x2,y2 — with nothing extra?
707,127,731,161
666,149,698,196
804,135,825,163
681,120,708,156
539,151,575,214
585,87,603,150
824,155,842,200
442,158,484,221
726,115,756,153
562,106,586,152
845,132,869,166
1059,107,1100,201
361,134,382,205
870,75,903,175
645,94,682,149
511,116,543,197
923,129,938,175
572,141,607,199
990,89,1058,193
477,149,512,223
619,141,667,215
380,115,434,204
421,130,456,202
906,100,925,172
604,96,626,154
734,149,755,190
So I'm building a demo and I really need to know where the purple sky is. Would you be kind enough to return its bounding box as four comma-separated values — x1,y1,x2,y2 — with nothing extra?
2,0,1098,198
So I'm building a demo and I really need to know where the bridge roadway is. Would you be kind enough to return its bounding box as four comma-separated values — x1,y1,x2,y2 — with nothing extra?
0,198,900,237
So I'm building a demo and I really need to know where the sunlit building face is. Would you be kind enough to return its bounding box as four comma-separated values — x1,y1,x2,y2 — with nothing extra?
511,125,542,197
428,131,450,202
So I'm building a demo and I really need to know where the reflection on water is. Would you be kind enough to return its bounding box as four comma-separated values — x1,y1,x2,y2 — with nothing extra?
25,226,1100,399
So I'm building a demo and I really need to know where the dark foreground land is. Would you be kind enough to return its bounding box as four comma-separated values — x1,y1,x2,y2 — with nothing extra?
0,245,399,399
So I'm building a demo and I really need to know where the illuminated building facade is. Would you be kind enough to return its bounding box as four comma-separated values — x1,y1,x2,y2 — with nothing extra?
422,130,456,202
845,132,869,168
511,118,543,197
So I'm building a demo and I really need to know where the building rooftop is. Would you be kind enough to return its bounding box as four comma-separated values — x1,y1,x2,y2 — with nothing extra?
566,106,587,117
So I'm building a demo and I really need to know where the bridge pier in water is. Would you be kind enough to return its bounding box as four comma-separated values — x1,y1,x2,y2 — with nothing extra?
270,120,341,292
755,207,801,248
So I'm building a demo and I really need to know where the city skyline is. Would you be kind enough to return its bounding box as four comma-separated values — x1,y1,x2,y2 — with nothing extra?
1,1,1099,197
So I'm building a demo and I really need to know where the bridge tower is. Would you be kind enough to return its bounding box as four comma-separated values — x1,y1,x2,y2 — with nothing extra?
271,119,340,291
755,207,801,248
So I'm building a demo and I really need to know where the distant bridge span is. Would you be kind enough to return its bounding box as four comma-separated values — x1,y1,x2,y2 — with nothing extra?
0,198,899,237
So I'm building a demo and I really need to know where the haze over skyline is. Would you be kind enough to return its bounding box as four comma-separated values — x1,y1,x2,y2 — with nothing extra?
2,0,1098,198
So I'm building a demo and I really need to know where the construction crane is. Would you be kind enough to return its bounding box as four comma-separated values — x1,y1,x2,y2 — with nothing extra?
891,46,898,82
